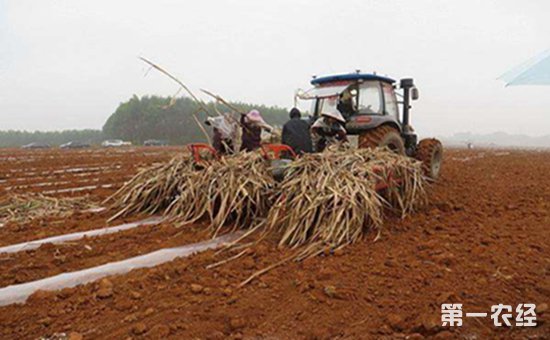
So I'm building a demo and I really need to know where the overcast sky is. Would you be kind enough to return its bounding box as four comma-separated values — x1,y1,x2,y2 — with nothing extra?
1,0,549,137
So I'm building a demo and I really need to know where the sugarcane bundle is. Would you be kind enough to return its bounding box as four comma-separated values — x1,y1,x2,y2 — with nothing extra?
0,193,99,227
166,152,276,235
264,148,427,259
106,154,197,221
365,150,428,216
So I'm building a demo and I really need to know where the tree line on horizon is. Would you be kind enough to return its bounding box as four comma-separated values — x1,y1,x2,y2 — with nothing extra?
0,95,290,147
0,129,103,148
102,95,289,144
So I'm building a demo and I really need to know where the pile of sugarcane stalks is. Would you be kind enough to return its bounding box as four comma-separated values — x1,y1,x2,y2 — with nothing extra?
107,152,275,233
0,194,99,227
263,148,427,259
166,152,275,234
105,155,197,221
107,147,427,260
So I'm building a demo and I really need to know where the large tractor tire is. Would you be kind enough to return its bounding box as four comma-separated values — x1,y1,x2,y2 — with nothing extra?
414,138,443,180
358,125,406,155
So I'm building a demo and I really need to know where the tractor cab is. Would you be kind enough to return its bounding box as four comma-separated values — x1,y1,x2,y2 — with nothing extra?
295,71,442,180
297,72,420,156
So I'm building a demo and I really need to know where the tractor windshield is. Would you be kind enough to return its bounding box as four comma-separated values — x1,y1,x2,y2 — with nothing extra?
299,84,350,99
297,83,359,120
317,96,339,116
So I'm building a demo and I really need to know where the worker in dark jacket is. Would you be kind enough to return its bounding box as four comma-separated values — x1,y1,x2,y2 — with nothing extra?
282,108,313,154
240,110,271,152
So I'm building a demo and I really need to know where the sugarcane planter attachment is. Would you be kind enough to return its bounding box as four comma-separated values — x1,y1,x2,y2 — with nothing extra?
298,72,443,180
187,143,219,169
188,142,407,193
259,144,297,181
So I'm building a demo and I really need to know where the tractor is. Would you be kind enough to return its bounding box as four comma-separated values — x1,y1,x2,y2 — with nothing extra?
298,71,443,179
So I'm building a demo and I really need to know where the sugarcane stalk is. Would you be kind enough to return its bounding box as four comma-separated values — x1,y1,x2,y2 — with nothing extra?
138,56,212,142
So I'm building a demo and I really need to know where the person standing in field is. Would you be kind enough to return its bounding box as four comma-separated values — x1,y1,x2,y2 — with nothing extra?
281,108,313,154
240,110,271,152
205,114,237,154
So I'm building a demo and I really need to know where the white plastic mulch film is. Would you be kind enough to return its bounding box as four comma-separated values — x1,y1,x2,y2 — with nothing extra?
0,232,239,306
0,217,163,254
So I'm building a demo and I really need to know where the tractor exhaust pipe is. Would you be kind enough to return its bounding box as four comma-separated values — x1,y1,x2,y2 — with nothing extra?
400,78,415,127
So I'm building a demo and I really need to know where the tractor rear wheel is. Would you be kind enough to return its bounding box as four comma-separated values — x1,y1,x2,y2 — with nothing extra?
358,125,405,155
414,138,443,180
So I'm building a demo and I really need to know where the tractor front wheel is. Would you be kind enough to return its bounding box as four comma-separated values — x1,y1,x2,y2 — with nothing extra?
414,138,443,180
358,125,405,155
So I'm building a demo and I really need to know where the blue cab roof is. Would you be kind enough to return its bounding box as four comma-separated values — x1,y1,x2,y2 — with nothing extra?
311,73,395,85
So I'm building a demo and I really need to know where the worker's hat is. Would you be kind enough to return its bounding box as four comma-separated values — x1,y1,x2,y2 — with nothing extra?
321,110,346,123
246,110,267,124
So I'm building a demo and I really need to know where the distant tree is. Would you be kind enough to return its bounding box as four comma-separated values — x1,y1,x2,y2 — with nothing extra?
102,95,288,145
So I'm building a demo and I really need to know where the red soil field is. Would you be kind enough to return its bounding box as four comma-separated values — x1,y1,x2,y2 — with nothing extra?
0,147,548,339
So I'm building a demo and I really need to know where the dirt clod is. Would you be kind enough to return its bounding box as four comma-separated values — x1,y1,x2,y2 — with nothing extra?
96,287,113,299
190,283,204,294
68,332,83,340
28,290,54,303
317,267,336,280
387,314,404,331
96,278,114,299
114,297,133,311
130,291,142,300
421,315,440,332
536,303,548,314
229,317,247,331
146,324,170,338
323,285,338,299
132,322,148,335
38,317,53,327
206,330,226,340
241,257,256,270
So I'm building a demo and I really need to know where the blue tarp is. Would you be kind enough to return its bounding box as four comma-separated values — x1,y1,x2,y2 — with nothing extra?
500,49,550,86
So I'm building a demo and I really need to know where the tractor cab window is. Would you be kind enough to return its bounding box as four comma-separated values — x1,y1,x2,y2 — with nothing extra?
358,82,382,114
316,95,339,118
382,83,399,120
